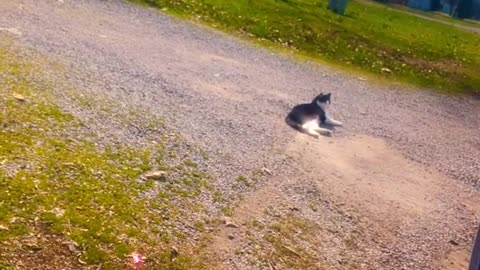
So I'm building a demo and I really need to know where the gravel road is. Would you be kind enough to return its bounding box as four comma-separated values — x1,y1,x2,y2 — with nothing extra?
2,0,480,269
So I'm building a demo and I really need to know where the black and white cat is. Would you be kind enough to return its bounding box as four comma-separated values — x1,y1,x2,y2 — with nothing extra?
285,93,342,138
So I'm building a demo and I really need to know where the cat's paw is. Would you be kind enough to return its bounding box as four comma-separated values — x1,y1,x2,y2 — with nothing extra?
335,121,343,127
320,130,332,136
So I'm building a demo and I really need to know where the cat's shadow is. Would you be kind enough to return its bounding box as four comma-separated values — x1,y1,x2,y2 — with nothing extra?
320,123,337,130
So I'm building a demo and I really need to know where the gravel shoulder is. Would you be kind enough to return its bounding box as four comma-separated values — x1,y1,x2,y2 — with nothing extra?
2,0,480,269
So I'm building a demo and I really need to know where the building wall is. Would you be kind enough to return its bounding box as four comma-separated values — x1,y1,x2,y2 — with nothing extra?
405,0,480,19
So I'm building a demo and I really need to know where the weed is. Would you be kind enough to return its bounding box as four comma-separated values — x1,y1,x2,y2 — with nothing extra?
236,175,252,187
221,206,234,217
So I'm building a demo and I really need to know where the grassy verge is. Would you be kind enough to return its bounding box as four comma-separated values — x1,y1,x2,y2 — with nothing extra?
0,48,218,269
387,3,480,29
128,0,480,94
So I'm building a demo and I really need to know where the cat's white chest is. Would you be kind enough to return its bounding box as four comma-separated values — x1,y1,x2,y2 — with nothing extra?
301,119,320,130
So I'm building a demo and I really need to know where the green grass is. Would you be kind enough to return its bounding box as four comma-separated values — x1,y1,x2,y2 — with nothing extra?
128,0,480,94
0,48,216,269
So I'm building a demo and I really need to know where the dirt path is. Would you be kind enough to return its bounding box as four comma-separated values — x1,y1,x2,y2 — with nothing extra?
2,0,480,269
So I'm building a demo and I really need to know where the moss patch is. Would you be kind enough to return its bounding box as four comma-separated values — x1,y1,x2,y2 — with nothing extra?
244,214,328,270
0,47,217,269
264,215,325,270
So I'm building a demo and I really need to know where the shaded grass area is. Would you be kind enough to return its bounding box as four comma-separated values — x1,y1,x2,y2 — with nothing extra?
0,48,215,269
128,0,480,94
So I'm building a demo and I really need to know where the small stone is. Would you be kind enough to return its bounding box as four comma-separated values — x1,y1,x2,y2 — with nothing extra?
261,167,272,175
0,225,8,231
226,222,239,228
223,217,231,224
143,171,167,181
13,93,25,101
228,234,235,240
358,77,367,81
224,217,239,228
449,240,459,246
381,67,392,73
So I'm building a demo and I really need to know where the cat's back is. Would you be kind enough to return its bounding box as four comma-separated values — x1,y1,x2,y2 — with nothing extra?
289,103,317,115
287,102,320,123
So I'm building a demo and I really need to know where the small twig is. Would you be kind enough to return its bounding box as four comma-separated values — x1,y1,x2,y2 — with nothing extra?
34,216,39,229
268,249,278,270
268,261,274,270
268,260,277,270
67,218,72,234
282,245,302,258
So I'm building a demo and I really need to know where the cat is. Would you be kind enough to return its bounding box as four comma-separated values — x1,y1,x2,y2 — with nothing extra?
285,93,343,138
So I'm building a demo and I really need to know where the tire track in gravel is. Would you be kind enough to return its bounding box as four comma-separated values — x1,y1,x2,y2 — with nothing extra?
2,0,480,269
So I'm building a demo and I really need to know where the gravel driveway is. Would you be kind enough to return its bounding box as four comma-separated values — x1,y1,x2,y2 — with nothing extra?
2,0,480,269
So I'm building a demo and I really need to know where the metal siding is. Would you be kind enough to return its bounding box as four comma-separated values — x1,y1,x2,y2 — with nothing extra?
407,0,433,10
474,0,480,18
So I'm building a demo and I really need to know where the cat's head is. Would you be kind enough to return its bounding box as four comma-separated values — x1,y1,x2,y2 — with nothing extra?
313,93,331,108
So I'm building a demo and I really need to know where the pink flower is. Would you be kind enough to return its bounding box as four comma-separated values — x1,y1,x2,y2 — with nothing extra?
129,252,146,269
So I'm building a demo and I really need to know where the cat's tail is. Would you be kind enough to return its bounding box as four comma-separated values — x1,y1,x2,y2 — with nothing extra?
285,115,302,131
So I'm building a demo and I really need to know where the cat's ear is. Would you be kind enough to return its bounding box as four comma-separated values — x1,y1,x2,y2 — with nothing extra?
326,93,331,97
